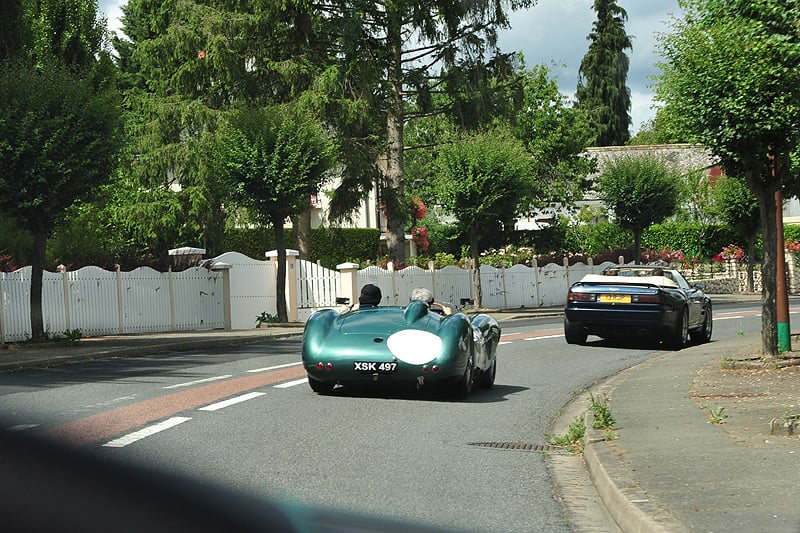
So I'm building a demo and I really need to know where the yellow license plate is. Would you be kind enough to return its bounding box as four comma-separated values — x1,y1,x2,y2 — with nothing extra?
600,294,631,303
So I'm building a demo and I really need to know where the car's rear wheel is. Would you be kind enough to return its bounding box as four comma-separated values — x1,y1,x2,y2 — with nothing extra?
454,354,474,398
669,308,689,349
308,376,335,394
476,358,496,389
690,302,713,344
564,317,588,345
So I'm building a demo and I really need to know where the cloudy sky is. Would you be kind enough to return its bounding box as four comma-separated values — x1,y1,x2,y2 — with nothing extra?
98,0,680,133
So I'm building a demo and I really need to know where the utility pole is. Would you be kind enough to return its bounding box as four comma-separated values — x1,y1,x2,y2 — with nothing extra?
771,144,791,351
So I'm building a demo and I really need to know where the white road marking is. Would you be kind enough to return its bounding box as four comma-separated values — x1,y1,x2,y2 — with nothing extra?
524,334,564,341
199,392,266,411
164,375,232,389
716,315,744,320
103,417,192,448
246,362,303,373
498,341,513,345
7,424,39,432
274,378,308,389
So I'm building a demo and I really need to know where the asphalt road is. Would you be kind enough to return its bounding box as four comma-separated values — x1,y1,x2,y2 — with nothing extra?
0,301,764,532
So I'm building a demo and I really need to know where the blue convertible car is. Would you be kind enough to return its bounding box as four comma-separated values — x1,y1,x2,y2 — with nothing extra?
302,300,501,397
564,265,713,348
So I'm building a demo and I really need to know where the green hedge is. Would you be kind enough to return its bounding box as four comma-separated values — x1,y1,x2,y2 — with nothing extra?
223,227,381,269
642,222,741,260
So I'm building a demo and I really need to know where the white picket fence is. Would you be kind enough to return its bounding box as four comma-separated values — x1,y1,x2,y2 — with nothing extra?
0,265,226,343
0,251,625,342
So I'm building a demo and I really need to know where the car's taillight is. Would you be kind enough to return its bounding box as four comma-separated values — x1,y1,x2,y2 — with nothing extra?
568,291,596,302
315,362,333,371
632,293,661,303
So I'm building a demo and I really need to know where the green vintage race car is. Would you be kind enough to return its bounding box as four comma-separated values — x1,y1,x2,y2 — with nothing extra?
301,300,501,397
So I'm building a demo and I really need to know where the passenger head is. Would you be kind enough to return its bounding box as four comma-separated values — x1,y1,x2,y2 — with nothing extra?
358,284,382,306
410,287,434,306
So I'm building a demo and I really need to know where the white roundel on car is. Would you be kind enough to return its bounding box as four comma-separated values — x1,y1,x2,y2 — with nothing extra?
386,329,443,365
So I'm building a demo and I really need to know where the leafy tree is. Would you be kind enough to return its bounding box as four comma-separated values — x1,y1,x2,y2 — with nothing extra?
576,0,632,146
317,0,534,264
709,176,760,291
0,0,27,62
218,105,336,322
656,0,800,355
628,106,691,145
0,61,121,339
23,0,106,69
115,0,328,262
512,65,595,213
429,128,534,307
595,154,682,263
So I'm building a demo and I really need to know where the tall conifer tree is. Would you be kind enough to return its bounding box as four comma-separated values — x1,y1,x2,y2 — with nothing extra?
576,0,632,146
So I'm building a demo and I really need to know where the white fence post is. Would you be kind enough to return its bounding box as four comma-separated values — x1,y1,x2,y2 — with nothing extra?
115,264,124,334
533,258,540,307
168,266,176,332
58,265,70,332
388,261,398,306
211,262,232,330
337,263,360,305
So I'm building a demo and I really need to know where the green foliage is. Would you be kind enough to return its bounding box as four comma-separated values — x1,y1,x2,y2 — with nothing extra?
431,128,534,240
0,61,121,235
255,312,279,326
576,0,633,146
596,153,682,261
547,415,586,454
565,221,632,257
589,393,616,430
63,328,83,344
223,227,380,270
707,406,728,424
512,65,595,207
642,222,739,261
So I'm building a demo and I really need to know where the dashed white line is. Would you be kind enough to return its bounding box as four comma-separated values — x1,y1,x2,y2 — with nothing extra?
523,334,564,341
247,362,303,373
498,341,513,345
103,417,192,448
199,392,266,411
274,377,308,389
7,424,39,432
164,375,233,389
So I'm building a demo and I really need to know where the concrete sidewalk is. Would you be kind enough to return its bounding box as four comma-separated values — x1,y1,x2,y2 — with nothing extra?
578,333,800,533
1,297,797,532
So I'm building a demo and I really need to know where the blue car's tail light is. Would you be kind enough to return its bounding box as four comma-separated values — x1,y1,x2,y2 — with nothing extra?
568,291,596,302
632,293,662,303
315,362,333,371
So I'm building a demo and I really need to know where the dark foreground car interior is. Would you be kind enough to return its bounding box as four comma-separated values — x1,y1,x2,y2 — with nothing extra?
0,428,456,533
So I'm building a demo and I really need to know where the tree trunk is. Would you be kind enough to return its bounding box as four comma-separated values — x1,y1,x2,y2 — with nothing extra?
291,209,312,261
383,9,406,264
30,228,46,341
747,172,778,356
273,218,288,323
633,227,642,264
747,231,756,293
470,228,482,308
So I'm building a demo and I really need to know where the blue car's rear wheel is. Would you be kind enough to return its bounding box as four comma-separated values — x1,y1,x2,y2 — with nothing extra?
669,308,689,349
564,317,588,345
690,303,713,344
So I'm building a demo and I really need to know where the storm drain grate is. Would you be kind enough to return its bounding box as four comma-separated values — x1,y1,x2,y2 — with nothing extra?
469,442,561,453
